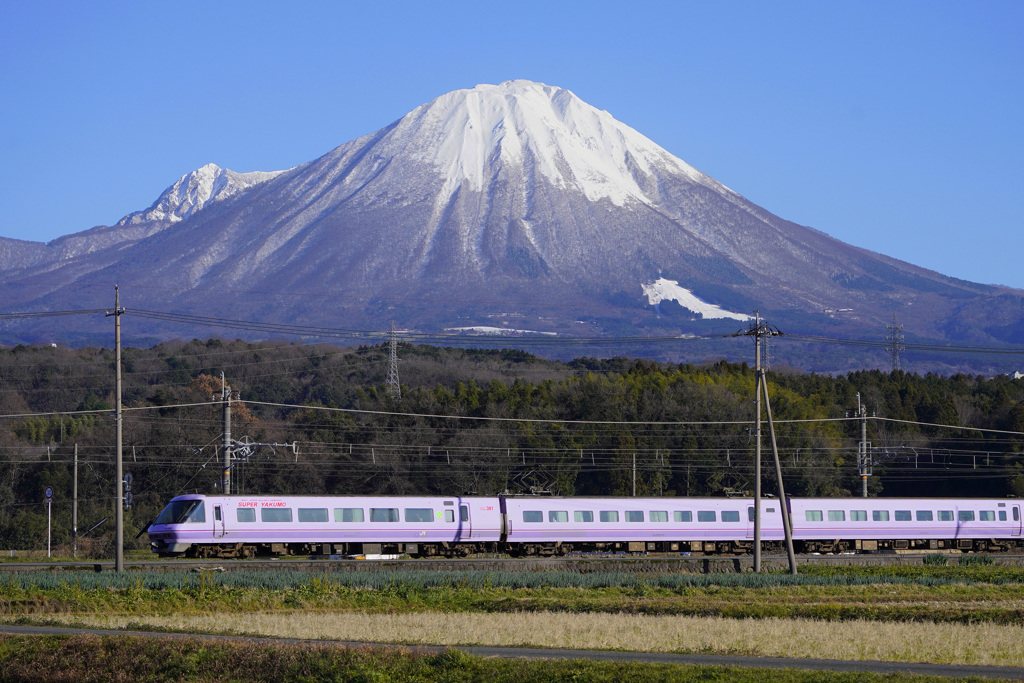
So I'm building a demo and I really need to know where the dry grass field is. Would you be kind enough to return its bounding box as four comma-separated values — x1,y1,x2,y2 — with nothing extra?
7,565,1024,675
51,610,1024,667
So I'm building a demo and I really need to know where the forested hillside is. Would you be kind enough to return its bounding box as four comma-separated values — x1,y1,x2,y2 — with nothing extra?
2,339,1024,554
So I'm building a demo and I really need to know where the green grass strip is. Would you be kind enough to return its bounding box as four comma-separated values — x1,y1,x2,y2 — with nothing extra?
0,634,984,682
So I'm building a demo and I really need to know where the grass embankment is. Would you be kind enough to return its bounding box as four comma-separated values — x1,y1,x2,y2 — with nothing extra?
3,564,1024,673
0,635,1003,683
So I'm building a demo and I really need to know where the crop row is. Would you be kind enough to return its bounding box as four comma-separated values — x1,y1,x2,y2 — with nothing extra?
1,563,1020,594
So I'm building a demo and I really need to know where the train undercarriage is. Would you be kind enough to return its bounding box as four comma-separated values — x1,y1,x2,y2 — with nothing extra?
167,536,1024,559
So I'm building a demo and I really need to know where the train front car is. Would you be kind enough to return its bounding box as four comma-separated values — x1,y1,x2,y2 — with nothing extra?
148,494,506,558
147,494,212,557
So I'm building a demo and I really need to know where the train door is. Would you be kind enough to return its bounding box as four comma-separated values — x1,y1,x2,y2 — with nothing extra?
746,506,755,539
458,504,472,540
1013,505,1021,537
213,504,225,539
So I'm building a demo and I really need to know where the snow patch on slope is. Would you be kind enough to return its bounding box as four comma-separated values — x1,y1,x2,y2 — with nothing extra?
446,325,558,336
642,278,751,321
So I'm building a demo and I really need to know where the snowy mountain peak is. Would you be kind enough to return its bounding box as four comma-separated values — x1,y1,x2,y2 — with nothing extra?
377,80,709,206
117,162,285,226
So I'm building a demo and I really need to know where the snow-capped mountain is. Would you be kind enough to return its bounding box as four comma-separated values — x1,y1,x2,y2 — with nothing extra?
0,80,1020,372
117,163,285,226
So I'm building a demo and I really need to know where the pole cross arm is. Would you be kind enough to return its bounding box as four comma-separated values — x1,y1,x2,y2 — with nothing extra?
229,438,299,461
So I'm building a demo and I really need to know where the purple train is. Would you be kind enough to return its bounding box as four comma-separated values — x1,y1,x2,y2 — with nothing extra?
147,493,1024,558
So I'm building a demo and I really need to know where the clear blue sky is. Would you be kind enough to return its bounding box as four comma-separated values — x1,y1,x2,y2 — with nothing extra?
2,1,1022,287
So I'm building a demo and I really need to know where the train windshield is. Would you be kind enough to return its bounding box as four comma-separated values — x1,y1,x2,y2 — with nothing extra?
153,499,206,525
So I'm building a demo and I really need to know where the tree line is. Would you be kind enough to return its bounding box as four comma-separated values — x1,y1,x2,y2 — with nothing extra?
1,338,1023,554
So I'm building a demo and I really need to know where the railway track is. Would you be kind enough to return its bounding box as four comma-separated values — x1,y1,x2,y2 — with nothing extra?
5,552,1024,574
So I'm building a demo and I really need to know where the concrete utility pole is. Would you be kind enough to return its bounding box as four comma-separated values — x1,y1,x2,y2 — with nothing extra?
222,373,232,495
736,314,796,574
632,453,636,496
854,393,871,497
72,444,78,559
753,313,762,572
106,286,125,572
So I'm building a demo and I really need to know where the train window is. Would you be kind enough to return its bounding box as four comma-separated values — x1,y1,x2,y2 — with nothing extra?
851,510,867,521
600,511,619,522
674,511,692,523
445,510,456,523
523,511,543,523
154,499,206,525
335,508,364,523
980,511,995,521
236,508,256,523
650,511,668,522
697,511,716,522
405,508,434,523
214,507,222,522
370,508,399,523
721,511,740,523
872,510,889,522
1016,508,1020,522
549,511,569,523
895,511,911,521
626,511,644,523
298,508,329,523
805,510,823,522
827,510,845,522
999,511,1007,521
748,507,755,522
574,511,594,523
915,511,933,521
959,511,975,522
938,511,953,521
261,508,293,523
460,506,469,523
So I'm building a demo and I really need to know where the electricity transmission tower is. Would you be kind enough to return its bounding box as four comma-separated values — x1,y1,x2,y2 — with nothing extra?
886,314,905,372
386,321,401,400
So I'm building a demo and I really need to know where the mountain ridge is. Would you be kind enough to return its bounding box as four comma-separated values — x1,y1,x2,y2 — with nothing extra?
0,80,1019,373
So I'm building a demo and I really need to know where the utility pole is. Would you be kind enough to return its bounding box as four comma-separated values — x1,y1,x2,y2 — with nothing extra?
222,373,231,495
72,443,78,559
105,286,125,573
217,377,297,494
735,314,796,573
854,393,871,497
632,452,636,496
753,313,762,572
